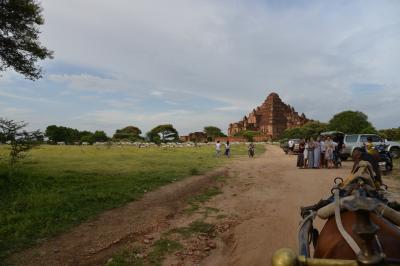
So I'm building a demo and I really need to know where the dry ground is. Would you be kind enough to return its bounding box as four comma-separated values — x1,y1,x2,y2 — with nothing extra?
9,145,400,266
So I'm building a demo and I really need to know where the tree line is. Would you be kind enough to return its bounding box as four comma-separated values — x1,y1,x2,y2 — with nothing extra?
43,124,226,144
281,110,400,141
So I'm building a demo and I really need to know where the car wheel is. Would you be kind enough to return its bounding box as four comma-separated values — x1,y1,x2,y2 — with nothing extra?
390,147,400,159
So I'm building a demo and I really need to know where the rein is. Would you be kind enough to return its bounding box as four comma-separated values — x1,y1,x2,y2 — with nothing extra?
333,188,361,255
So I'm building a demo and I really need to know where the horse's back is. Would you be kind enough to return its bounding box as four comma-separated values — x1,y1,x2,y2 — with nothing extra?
314,211,400,259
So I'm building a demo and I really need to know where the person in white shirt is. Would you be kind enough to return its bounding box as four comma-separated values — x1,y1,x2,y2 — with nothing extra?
288,139,294,152
304,141,309,168
215,140,221,157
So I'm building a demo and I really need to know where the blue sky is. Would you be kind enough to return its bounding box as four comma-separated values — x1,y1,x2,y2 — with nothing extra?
1,0,400,136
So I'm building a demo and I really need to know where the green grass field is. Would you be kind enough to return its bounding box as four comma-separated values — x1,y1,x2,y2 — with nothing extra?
0,144,265,260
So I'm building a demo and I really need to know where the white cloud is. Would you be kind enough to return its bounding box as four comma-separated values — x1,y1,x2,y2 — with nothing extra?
0,89,57,103
102,98,138,109
4,0,400,131
150,90,164,96
0,107,34,117
48,73,128,93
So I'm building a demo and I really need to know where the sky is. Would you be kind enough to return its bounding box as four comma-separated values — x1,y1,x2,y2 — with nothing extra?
1,0,400,136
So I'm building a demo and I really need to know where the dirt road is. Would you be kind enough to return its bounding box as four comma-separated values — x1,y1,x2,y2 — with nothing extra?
200,144,351,265
9,144,399,266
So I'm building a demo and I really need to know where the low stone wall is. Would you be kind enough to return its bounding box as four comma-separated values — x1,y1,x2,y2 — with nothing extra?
214,136,247,143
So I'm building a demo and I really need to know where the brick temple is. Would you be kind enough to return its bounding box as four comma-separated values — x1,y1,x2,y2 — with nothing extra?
228,92,309,139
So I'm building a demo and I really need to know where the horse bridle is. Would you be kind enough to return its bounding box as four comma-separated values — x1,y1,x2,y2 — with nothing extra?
332,181,385,265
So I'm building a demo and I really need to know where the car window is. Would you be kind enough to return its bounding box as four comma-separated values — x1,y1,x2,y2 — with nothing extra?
360,135,369,142
345,135,358,143
371,135,382,142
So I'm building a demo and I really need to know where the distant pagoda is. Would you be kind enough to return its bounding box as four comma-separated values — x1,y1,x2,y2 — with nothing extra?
228,92,309,139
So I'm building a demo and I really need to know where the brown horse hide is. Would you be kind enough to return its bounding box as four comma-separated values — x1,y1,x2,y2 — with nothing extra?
314,211,400,259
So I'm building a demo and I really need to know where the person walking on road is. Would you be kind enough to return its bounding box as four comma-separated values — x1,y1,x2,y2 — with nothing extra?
248,142,255,158
325,136,334,168
307,138,315,168
297,140,305,168
225,141,231,158
320,136,326,168
313,137,321,168
215,140,221,158
304,139,309,168
215,140,222,157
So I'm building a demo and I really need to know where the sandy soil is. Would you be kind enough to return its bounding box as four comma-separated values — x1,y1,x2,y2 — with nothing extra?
9,144,400,266
200,144,351,266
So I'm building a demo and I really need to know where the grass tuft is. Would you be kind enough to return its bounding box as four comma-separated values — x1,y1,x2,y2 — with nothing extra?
185,187,222,213
168,220,215,238
189,167,199,175
106,248,144,266
147,239,182,266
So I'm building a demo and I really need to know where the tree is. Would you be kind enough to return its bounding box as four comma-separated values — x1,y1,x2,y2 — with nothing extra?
379,127,400,141
113,126,142,141
45,125,65,143
79,131,94,144
147,124,179,143
0,0,53,80
45,125,80,144
281,121,328,140
203,126,226,141
146,131,161,144
328,111,376,134
0,118,42,179
92,130,108,142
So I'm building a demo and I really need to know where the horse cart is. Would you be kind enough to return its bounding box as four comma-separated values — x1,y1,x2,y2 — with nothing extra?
272,161,400,266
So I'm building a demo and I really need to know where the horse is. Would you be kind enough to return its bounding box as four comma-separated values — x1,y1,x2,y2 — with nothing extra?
314,211,400,261
272,158,400,266
311,171,400,265
294,160,400,265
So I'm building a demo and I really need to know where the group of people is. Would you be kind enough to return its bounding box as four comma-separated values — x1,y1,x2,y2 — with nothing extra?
215,141,256,158
215,140,231,158
296,136,343,169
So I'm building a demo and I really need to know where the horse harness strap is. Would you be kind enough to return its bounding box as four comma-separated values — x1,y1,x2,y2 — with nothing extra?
333,189,362,255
